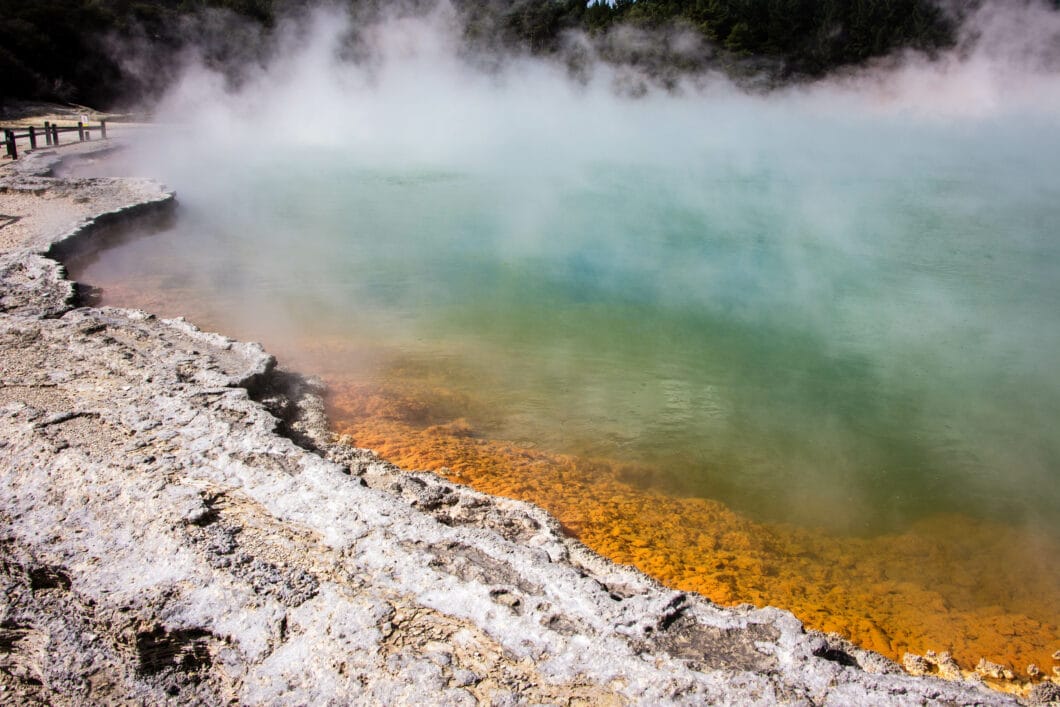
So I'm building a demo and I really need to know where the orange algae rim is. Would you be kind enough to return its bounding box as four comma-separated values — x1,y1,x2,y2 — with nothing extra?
327,380,1060,689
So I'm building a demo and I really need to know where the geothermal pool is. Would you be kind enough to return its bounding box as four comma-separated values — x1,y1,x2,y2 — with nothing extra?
67,89,1060,676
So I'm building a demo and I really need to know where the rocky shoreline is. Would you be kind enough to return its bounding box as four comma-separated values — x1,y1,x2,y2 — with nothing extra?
0,140,1043,704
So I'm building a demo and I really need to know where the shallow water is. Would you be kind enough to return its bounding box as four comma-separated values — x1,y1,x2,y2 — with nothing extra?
67,111,1060,674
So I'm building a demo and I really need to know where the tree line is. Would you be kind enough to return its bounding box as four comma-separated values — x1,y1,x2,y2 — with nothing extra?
0,0,276,109
0,0,1037,110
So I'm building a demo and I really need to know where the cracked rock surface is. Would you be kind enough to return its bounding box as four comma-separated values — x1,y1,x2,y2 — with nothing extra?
0,142,1023,704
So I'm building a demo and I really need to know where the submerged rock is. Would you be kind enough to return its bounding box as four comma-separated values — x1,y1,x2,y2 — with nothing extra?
977,659,1016,681
902,652,933,677
0,140,1022,704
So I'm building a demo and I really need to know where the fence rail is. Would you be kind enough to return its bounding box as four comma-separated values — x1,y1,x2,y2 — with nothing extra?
2,120,109,160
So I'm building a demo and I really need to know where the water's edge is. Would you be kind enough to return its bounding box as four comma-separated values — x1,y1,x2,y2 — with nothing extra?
0,139,1035,703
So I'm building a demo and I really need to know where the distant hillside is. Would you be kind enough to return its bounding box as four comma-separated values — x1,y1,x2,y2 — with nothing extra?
0,0,276,110
0,0,1013,109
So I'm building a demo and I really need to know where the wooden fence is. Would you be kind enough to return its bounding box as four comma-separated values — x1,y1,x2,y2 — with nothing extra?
2,120,108,160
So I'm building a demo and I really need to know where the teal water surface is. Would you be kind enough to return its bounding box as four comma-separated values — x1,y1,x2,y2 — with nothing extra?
72,113,1060,536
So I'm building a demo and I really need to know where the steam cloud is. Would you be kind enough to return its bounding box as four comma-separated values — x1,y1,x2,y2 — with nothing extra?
85,0,1060,532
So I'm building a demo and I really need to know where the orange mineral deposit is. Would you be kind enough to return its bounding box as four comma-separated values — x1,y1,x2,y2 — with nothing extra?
329,379,1060,680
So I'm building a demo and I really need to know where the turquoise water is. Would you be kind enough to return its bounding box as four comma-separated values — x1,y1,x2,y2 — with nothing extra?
73,112,1060,536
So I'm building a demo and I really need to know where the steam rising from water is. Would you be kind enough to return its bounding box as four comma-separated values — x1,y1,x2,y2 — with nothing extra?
87,2,1060,535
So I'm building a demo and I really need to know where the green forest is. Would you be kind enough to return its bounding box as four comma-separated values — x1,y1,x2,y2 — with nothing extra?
0,0,1037,109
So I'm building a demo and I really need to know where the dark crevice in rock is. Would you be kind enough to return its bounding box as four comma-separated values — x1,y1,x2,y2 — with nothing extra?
810,631,903,676
0,622,34,652
189,494,223,528
28,566,71,592
71,281,104,307
657,604,687,632
488,589,523,615
34,410,100,429
0,619,48,690
243,367,328,452
134,625,213,677
814,645,860,668
657,593,689,631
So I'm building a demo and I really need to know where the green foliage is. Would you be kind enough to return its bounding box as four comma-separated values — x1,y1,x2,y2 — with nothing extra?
0,0,280,108
0,0,995,109
561,0,956,75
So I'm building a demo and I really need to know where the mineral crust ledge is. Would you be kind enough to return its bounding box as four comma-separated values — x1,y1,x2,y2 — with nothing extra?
0,141,1033,705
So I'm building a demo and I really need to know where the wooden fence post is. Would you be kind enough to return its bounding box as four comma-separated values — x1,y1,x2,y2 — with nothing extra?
77,122,85,141
52,125,59,145
4,130,17,160
44,121,52,146
29,126,37,150
100,120,107,139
